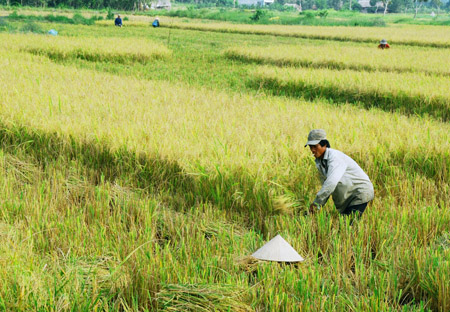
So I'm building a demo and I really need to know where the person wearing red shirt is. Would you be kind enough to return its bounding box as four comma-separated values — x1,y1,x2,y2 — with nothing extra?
378,39,390,49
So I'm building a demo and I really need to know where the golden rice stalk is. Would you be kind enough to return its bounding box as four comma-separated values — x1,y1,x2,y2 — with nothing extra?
156,283,253,312
235,255,262,273
272,194,299,216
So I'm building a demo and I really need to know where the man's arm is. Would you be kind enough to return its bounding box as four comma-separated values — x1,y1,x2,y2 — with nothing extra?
313,155,347,206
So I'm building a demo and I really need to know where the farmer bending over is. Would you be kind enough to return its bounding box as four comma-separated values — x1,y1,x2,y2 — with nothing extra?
115,14,123,27
378,39,390,49
152,17,160,27
306,129,374,216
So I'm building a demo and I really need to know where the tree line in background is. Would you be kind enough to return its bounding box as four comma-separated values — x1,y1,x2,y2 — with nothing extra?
0,0,449,16
0,0,136,9
365,0,447,15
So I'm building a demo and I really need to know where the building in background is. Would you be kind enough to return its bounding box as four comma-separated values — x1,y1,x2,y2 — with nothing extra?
151,0,171,9
238,0,274,6
284,3,302,11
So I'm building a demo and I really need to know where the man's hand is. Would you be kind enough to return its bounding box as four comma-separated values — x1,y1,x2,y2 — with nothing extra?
309,203,319,214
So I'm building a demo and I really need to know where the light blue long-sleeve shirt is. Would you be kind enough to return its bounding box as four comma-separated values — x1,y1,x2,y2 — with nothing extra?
313,148,374,213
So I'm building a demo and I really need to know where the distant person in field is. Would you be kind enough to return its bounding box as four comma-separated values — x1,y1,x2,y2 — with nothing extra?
306,129,374,217
378,39,390,49
115,14,123,27
152,17,160,27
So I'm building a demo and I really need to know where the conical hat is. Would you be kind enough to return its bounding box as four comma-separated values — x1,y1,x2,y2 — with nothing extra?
252,234,304,262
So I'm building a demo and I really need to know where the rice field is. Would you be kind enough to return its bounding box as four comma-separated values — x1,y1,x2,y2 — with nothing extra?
224,44,450,76
164,20,450,48
249,65,450,121
0,13,449,311
1,33,171,64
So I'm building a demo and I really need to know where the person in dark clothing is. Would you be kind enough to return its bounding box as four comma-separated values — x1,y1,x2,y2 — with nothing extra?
152,17,160,27
378,39,390,49
115,14,123,27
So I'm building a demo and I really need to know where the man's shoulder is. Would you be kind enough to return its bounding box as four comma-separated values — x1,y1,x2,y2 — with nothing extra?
327,148,348,161
326,148,341,157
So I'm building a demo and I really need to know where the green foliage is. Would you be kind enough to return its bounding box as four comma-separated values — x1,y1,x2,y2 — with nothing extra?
318,9,329,18
350,17,386,26
250,9,267,21
0,17,15,32
45,14,73,23
106,8,114,20
296,13,386,26
388,0,407,13
304,10,316,18
393,16,450,25
19,21,44,33
9,10,19,18
351,0,363,10
72,13,90,24
8,12,97,25
142,7,450,26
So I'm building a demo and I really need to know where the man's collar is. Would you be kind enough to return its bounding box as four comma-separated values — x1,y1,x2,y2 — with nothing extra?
322,148,329,160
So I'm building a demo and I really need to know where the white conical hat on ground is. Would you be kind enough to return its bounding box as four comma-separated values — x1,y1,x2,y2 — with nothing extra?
252,234,304,262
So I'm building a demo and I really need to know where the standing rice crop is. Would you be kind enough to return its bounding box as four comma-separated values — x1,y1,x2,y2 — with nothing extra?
0,23,449,311
165,21,450,48
0,33,171,64
249,65,450,121
225,44,450,76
